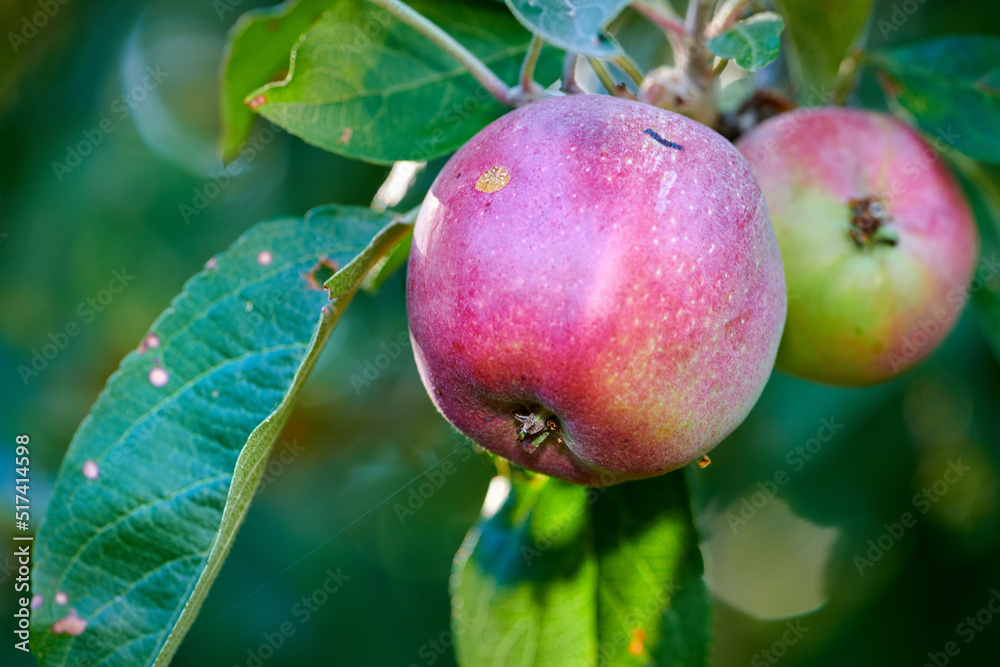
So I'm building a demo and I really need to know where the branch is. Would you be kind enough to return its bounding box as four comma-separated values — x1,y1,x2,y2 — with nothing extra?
684,0,714,73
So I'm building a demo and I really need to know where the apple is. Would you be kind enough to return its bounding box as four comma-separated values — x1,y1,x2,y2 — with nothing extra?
407,94,786,486
737,107,979,385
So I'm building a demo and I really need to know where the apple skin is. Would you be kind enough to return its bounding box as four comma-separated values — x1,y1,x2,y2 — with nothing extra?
407,94,786,486
737,107,979,386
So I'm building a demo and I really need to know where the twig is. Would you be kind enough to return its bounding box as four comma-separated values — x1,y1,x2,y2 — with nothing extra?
366,0,515,105
706,0,750,38
685,0,712,35
614,55,645,86
631,1,688,40
562,53,583,93
587,57,621,96
520,34,544,95
371,161,426,213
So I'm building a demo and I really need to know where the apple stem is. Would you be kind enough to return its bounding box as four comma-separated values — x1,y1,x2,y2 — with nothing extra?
831,47,864,105
562,53,583,94
587,58,636,99
365,0,527,107
520,35,544,96
614,55,646,86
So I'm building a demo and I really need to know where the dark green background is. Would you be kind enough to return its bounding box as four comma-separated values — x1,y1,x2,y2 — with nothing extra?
2,0,1000,665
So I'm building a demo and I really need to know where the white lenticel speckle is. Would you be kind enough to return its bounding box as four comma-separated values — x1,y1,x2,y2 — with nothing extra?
55,591,68,605
149,367,169,387
82,460,99,480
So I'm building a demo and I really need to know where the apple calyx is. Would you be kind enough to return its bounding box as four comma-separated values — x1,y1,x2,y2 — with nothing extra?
514,408,564,454
848,196,899,249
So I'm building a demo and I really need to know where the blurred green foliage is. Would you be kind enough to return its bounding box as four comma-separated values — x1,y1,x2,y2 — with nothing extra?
2,0,1000,665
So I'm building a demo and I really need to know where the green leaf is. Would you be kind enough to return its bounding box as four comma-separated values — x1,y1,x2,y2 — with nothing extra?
592,472,711,666
503,0,631,57
869,36,1000,164
219,0,331,163
30,206,410,666
452,471,710,666
247,0,560,165
774,0,872,101
707,12,784,73
452,476,598,666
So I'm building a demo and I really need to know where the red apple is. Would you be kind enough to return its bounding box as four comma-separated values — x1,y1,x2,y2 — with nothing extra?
737,107,979,385
407,94,786,486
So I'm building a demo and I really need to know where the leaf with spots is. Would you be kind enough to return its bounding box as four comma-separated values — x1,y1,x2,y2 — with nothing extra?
869,36,1000,164
707,12,785,73
503,0,631,57
30,206,410,666
451,471,710,666
246,0,561,164
219,0,332,164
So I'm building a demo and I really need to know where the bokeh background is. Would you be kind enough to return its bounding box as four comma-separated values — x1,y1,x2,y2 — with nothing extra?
2,0,1000,665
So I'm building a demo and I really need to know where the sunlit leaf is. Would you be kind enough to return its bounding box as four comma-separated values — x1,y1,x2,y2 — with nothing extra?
452,471,710,666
